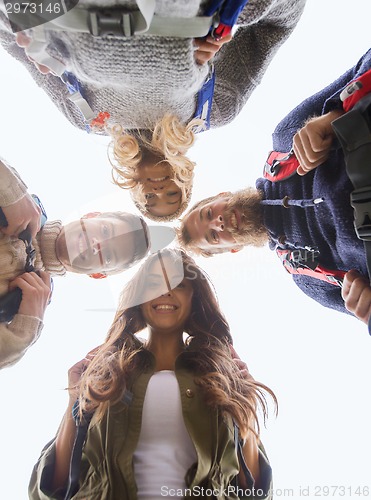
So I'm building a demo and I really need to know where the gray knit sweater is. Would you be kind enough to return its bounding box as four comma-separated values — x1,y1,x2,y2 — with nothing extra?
0,0,305,131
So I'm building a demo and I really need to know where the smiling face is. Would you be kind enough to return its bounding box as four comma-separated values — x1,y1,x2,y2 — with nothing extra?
181,188,268,254
135,158,183,217
182,195,240,252
55,213,148,275
140,256,193,335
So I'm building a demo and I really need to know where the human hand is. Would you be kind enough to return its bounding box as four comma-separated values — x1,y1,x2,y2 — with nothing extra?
1,192,41,238
194,34,232,65
9,271,51,319
342,270,371,325
293,110,344,176
16,32,53,74
67,349,99,401
229,344,250,378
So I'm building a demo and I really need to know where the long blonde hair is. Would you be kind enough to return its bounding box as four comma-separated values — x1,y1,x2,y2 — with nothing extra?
78,250,276,436
108,115,203,222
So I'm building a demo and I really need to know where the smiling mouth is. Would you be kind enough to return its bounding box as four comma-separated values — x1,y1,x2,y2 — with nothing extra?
147,176,169,182
152,304,178,311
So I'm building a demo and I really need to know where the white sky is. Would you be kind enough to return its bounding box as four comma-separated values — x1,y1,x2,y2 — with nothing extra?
0,1,370,498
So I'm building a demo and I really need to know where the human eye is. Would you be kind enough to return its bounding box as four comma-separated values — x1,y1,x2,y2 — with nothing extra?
207,208,212,220
101,224,110,239
167,191,179,197
103,250,112,267
147,277,162,288
145,193,155,200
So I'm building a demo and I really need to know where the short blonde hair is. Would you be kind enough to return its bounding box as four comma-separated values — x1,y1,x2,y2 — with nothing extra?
108,115,204,221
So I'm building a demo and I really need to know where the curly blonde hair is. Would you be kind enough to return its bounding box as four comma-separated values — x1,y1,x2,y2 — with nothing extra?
77,250,276,437
108,115,204,222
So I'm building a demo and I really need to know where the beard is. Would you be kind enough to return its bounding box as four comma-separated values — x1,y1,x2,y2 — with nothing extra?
224,188,268,247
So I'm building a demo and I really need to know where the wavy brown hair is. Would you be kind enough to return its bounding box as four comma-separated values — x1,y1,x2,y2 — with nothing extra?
78,249,276,436
108,115,204,222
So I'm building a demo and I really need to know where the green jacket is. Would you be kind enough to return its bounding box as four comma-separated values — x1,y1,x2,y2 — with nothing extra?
29,353,272,499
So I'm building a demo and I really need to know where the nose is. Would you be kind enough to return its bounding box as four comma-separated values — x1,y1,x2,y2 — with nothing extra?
160,289,173,297
210,214,224,231
91,237,101,256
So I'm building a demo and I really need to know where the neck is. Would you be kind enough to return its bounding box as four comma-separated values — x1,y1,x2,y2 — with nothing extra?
146,328,185,371
35,221,66,276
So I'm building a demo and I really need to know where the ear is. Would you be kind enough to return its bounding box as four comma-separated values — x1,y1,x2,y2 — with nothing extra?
82,212,102,219
88,272,107,279
230,246,243,254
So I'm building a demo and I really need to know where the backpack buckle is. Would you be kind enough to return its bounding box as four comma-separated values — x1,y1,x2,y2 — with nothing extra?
350,187,371,240
89,10,134,37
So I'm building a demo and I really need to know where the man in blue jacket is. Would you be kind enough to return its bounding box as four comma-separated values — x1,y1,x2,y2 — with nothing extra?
179,48,371,327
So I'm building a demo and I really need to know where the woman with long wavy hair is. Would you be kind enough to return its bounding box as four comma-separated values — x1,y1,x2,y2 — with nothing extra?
29,249,275,499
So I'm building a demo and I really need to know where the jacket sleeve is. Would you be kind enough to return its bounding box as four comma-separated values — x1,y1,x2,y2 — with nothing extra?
0,313,43,369
29,439,66,500
323,48,371,114
292,274,351,316
210,0,306,128
271,48,371,151
0,158,28,207
237,442,272,500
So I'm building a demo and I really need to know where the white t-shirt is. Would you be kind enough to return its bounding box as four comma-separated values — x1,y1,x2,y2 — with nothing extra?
133,370,197,499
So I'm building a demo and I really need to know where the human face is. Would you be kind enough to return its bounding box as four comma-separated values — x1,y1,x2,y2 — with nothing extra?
182,195,240,251
136,159,182,217
140,257,193,334
56,215,146,274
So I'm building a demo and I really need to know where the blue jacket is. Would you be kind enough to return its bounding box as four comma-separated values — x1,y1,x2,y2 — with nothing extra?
256,49,371,315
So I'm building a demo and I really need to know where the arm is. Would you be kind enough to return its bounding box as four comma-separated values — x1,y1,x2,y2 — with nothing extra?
29,356,93,499
0,271,51,369
237,439,273,499
0,12,86,131
210,0,306,127
229,345,270,493
272,50,371,152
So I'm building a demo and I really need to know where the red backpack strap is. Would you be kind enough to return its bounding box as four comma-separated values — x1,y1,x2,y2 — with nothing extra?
340,69,371,112
276,248,346,287
263,150,299,182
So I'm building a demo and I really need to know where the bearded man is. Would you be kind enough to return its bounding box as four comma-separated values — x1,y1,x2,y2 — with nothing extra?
179,48,371,327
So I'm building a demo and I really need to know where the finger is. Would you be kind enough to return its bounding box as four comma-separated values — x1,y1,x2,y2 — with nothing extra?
308,131,332,155
15,32,30,48
9,275,34,294
228,344,240,358
195,52,212,65
27,219,41,239
37,270,52,288
1,223,26,236
343,277,368,310
34,62,52,75
352,289,371,323
342,270,364,300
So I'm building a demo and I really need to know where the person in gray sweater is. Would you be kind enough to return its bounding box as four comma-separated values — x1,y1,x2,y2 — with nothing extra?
0,0,306,222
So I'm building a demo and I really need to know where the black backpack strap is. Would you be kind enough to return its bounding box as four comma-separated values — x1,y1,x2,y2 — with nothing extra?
64,401,93,500
331,92,371,333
